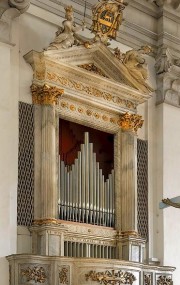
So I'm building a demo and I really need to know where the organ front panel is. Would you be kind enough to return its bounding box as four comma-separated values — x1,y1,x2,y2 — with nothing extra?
59,132,115,228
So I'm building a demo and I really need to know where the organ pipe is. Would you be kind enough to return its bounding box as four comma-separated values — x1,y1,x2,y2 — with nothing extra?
59,132,115,227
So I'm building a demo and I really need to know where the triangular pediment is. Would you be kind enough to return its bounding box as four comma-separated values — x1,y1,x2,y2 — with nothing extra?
44,42,153,95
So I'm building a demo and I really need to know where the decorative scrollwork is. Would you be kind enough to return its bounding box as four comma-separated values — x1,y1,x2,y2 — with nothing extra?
21,266,47,283
162,198,180,208
85,270,136,284
157,275,173,285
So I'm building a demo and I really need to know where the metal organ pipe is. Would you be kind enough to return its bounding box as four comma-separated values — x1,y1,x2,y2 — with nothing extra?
59,132,115,227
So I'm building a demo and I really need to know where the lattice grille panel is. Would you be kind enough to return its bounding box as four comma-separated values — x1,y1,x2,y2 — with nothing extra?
17,102,34,226
137,139,148,240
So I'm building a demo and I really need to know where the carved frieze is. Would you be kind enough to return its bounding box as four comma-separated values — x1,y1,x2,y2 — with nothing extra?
157,275,173,285
47,72,136,111
31,84,64,105
59,100,121,129
85,270,136,284
118,112,144,133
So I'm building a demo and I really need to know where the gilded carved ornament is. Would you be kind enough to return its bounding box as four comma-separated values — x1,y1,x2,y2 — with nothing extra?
85,270,136,285
162,198,180,208
91,0,127,45
46,72,136,110
31,84,64,105
47,1,127,50
21,266,47,283
118,112,144,133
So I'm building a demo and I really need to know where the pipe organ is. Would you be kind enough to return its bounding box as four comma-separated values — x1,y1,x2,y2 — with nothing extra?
64,241,116,259
59,132,115,227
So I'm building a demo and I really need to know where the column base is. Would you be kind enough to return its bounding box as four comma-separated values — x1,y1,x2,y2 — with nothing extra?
117,231,146,263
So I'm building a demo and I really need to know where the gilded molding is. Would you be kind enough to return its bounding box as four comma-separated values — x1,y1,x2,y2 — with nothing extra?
60,100,120,127
21,266,47,283
33,218,63,225
85,270,136,284
31,84,64,105
120,230,140,237
157,276,173,285
162,198,180,209
118,112,144,133
46,72,136,110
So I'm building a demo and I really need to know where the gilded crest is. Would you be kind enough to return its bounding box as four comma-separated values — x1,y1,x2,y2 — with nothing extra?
91,0,126,42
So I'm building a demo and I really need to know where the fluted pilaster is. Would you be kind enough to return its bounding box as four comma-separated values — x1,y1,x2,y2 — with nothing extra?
32,84,64,219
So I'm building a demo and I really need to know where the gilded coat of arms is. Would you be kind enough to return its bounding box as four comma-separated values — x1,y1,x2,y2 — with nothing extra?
91,0,126,42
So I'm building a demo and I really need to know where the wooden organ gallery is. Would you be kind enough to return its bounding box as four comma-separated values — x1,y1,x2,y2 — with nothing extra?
7,1,175,284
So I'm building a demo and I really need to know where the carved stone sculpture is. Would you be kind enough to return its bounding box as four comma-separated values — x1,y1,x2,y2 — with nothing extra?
147,0,180,9
114,46,154,93
47,6,84,50
155,47,180,107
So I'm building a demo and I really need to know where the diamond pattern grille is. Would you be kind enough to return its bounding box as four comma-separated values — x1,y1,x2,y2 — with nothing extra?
17,102,34,226
137,139,148,241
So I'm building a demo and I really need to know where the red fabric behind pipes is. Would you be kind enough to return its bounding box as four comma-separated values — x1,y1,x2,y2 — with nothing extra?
59,119,114,179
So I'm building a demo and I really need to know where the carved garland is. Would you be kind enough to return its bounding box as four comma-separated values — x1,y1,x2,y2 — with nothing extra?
85,270,136,285
21,266,47,283
31,84,64,105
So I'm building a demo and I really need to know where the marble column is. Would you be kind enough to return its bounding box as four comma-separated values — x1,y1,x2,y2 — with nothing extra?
32,84,64,220
30,84,64,256
121,129,137,233
117,112,146,262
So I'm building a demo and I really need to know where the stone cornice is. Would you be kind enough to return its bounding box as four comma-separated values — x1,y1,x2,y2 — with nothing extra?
24,48,152,113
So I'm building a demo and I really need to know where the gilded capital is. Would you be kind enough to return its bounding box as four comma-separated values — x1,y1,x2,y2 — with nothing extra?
31,84,64,105
118,112,144,133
